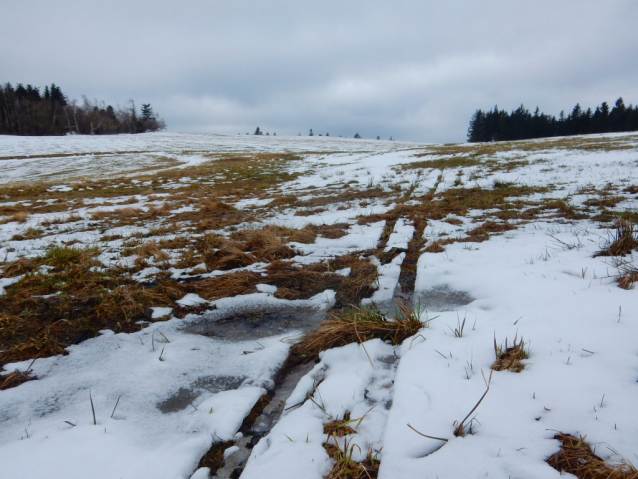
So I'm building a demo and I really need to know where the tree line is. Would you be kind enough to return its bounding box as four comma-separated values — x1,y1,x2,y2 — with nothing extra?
467,98,638,142
0,82,165,136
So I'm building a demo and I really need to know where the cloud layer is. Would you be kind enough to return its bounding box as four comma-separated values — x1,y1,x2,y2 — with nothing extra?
2,0,637,142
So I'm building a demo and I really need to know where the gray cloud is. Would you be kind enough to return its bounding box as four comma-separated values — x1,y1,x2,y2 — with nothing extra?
2,0,637,142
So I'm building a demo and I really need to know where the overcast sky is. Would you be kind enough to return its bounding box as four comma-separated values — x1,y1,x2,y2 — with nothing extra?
1,1,637,143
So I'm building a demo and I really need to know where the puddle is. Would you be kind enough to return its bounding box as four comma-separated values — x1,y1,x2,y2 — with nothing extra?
212,362,316,478
182,307,326,342
163,305,324,415
415,285,474,311
157,375,246,414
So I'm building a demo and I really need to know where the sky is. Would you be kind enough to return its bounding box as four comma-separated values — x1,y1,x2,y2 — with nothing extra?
1,1,637,143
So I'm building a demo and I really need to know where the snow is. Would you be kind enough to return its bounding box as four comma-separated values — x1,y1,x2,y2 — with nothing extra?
247,225,638,479
255,284,277,294
384,218,415,251
362,253,405,307
3,131,638,479
151,306,173,319
0,276,22,297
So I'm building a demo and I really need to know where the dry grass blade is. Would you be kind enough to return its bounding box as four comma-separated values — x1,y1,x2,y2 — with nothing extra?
291,302,429,364
492,334,529,372
547,433,638,479
453,370,492,437
0,369,35,390
407,423,448,442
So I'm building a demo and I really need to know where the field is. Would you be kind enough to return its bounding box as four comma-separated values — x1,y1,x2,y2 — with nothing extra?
1,131,638,479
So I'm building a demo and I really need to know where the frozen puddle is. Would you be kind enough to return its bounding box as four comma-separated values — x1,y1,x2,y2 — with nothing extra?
183,308,325,342
415,284,474,311
0,292,335,479
157,376,247,414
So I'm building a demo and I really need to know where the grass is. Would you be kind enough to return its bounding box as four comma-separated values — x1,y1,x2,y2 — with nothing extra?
0,368,35,390
547,433,638,478
424,241,445,253
265,255,378,306
0,246,190,369
291,302,429,364
595,220,638,257
12,211,30,223
0,236,382,373
617,261,638,290
466,220,516,239
323,412,357,437
404,156,481,169
491,335,529,373
11,227,44,241
453,371,492,437
324,436,380,479
196,439,235,474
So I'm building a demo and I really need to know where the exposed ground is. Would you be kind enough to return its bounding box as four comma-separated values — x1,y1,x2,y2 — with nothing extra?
1,132,638,479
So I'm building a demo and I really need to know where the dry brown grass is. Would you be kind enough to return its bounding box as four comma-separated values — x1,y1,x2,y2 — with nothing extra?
291,302,427,364
617,262,638,290
405,156,481,169
135,240,171,262
41,214,83,226
467,221,516,238
324,414,357,437
157,237,191,249
11,227,44,241
595,220,638,257
285,225,318,244
190,271,261,302
548,433,638,479
0,367,36,390
491,335,528,373
443,218,463,226
424,241,445,253
242,229,297,261
266,255,378,306
1,257,39,276
324,436,380,479
90,210,111,221
583,196,624,209
0,246,195,367
184,199,255,231
196,439,235,474
12,211,29,223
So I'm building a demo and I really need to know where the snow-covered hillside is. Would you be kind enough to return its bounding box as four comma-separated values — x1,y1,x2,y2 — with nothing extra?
1,132,638,479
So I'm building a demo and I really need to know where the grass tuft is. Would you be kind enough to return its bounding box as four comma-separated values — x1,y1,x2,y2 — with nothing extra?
291,302,429,364
0,369,35,390
547,433,638,479
491,335,529,373
44,245,100,268
595,220,638,257
324,412,357,437
324,434,380,479
12,211,30,223
424,241,445,253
